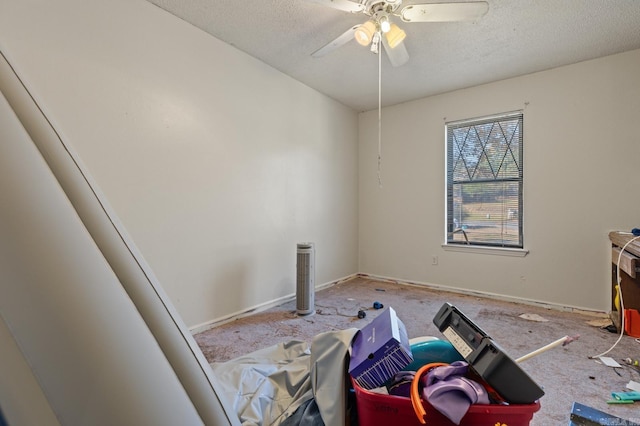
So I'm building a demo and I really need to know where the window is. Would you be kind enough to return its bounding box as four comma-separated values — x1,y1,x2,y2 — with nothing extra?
446,112,523,249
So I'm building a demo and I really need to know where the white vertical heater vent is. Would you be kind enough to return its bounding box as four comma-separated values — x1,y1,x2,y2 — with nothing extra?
296,242,315,315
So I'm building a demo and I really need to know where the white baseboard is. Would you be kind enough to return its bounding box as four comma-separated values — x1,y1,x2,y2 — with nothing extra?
190,272,608,334
358,273,608,317
188,273,359,334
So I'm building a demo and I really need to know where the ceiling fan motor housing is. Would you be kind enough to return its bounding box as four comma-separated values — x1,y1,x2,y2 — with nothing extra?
364,0,402,17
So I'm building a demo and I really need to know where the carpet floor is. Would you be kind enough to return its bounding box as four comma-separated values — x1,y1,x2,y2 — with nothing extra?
195,276,640,425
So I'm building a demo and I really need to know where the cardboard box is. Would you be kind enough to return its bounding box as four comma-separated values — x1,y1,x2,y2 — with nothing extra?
349,307,413,389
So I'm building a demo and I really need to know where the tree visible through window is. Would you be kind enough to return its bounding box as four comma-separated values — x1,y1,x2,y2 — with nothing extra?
446,112,523,248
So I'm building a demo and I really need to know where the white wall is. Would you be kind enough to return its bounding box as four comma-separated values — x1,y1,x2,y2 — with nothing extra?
359,49,640,312
3,0,638,330
0,0,359,328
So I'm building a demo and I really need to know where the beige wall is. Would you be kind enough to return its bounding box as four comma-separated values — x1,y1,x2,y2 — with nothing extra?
3,0,638,330
0,0,359,329
358,48,640,312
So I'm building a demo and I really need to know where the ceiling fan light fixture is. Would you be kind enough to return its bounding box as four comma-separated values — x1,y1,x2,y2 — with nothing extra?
378,15,391,33
354,20,376,46
385,23,406,48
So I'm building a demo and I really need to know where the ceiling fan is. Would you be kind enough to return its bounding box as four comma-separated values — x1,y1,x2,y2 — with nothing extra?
309,0,489,66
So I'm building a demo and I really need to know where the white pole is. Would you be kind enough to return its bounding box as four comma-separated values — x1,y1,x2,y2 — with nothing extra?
516,336,572,363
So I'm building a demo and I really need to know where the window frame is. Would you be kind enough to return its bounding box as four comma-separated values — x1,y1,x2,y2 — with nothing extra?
444,111,527,255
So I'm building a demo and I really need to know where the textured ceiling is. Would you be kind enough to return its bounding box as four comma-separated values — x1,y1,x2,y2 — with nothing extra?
146,0,640,111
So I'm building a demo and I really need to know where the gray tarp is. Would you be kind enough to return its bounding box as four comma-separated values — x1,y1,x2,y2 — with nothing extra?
211,328,358,426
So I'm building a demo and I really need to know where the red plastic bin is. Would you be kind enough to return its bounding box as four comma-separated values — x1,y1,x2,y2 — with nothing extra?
351,339,541,426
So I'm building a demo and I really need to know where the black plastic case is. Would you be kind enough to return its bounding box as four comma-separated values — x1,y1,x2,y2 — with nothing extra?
433,302,545,404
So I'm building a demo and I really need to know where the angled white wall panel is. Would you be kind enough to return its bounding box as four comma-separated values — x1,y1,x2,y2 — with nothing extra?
0,317,59,426
0,88,205,424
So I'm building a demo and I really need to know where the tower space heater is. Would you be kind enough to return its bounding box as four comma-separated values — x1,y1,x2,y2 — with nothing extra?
296,242,315,315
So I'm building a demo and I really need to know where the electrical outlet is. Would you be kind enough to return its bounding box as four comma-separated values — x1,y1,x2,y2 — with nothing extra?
432,256,438,265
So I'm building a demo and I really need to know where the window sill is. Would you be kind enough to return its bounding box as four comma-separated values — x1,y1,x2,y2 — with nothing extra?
441,244,529,257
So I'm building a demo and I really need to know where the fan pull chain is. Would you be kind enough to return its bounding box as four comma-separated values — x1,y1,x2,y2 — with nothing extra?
377,37,383,188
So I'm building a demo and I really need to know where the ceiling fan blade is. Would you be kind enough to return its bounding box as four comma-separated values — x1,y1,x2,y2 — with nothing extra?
382,37,410,67
311,25,358,58
305,0,365,13
400,1,489,23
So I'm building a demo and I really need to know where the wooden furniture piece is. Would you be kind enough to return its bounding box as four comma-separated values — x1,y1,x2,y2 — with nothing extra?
609,231,640,332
